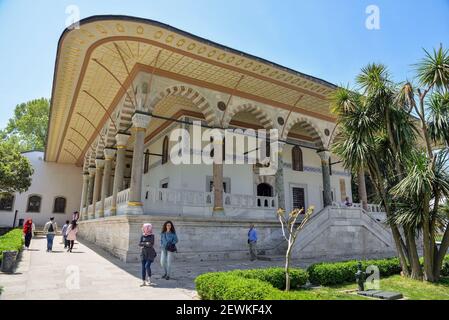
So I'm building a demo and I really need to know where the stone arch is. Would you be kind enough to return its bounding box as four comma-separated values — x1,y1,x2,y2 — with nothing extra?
148,85,217,125
282,115,326,150
116,95,135,133
254,175,275,188
223,103,274,129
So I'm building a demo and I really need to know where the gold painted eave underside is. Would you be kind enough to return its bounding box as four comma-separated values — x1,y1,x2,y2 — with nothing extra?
47,17,337,165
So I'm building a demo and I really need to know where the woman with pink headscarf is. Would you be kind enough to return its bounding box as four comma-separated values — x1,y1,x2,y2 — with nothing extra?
139,223,157,286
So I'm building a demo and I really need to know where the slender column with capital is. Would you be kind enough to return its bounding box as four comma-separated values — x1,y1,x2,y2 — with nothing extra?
86,167,96,219
79,172,89,220
318,150,332,207
275,143,286,210
100,148,115,217
127,113,151,214
212,139,224,215
92,159,104,218
111,133,130,215
358,168,368,211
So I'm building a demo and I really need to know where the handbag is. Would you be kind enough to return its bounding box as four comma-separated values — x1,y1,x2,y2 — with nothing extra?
166,243,177,252
163,232,177,252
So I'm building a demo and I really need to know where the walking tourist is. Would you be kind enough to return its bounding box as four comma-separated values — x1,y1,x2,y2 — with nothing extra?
344,197,353,207
139,223,157,286
72,211,80,222
248,224,258,261
66,220,78,252
160,221,178,280
43,217,58,252
61,220,70,249
23,218,35,250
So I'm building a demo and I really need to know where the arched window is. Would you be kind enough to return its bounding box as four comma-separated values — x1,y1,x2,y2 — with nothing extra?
292,146,303,171
162,136,169,164
257,183,273,197
0,193,14,211
143,149,149,173
27,195,42,213
257,183,273,208
53,197,66,213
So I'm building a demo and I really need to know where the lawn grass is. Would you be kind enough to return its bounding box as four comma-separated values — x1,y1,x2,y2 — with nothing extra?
302,275,449,300
0,228,24,264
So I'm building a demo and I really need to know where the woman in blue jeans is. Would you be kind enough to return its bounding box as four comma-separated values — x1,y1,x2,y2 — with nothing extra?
139,223,157,286
160,221,178,280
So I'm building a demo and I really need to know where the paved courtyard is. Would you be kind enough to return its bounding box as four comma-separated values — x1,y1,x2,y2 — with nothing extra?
0,235,304,300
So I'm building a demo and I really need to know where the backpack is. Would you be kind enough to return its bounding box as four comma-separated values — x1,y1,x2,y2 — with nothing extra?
48,222,54,233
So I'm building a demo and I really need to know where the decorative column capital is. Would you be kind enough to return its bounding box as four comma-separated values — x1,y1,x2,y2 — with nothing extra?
104,148,116,160
318,150,331,162
82,172,90,181
131,112,151,130
95,159,105,168
115,133,130,148
88,167,96,176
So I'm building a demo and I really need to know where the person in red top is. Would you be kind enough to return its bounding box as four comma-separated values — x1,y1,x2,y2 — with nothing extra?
23,218,35,250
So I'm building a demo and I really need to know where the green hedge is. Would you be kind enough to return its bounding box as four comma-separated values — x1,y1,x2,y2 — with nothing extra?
0,228,24,264
195,273,275,300
307,257,402,286
195,268,308,300
229,267,308,290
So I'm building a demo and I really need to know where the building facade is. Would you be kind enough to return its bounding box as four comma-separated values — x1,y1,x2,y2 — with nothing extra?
0,151,82,227
9,15,395,262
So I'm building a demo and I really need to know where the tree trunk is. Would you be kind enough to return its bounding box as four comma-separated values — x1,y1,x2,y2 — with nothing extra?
405,228,423,280
422,194,435,282
390,224,411,277
285,242,292,291
434,221,449,280
357,168,368,211
369,160,410,276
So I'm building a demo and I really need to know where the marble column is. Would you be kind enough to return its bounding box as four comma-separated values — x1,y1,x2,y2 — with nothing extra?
100,148,116,217
111,133,130,216
79,172,89,220
358,168,368,211
318,150,332,207
86,167,96,219
212,139,224,214
275,143,286,210
127,113,151,214
92,159,104,218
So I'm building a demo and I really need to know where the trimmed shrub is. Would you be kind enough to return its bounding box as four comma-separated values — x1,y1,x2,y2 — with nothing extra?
195,272,275,300
0,228,24,264
195,267,309,300
307,257,402,286
229,267,308,289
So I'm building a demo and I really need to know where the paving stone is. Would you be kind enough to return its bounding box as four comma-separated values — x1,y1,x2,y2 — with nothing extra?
0,236,319,300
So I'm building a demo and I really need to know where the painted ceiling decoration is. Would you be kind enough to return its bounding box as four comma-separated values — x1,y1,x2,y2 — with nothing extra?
45,15,337,166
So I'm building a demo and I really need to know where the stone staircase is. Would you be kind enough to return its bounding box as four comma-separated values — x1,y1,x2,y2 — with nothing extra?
33,228,62,237
291,205,396,261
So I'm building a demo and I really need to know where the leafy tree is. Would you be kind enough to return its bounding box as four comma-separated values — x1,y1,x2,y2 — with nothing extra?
332,45,449,282
0,140,34,193
2,98,49,151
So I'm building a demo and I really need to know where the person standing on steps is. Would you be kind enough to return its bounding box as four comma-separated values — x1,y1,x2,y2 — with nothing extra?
23,218,35,250
61,220,70,249
139,223,157,286
160,221,178,280
72,211,80,222
43,217,58,252
66,220,78,252
248,224,258,261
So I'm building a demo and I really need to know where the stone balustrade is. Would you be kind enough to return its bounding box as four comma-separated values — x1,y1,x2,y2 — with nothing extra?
332,201,385,214
117,189,130,206
84,186,278,218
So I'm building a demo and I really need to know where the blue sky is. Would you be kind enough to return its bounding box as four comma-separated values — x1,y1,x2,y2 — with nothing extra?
0,0,448,129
